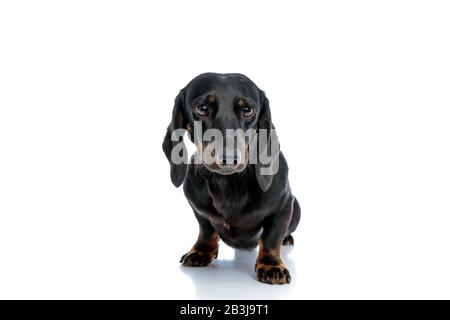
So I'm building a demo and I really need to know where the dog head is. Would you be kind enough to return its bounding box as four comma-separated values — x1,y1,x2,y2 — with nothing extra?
162,73,277,191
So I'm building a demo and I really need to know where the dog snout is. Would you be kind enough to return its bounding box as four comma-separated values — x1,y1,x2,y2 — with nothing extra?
201,141,248,175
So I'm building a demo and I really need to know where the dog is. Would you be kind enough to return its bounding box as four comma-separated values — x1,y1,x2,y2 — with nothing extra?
162,73,300,284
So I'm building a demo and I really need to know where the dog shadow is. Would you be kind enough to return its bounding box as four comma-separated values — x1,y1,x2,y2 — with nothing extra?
180,246,296,299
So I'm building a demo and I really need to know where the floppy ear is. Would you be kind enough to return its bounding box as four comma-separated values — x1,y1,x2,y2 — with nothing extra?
255,91,279,192
162,91,188,187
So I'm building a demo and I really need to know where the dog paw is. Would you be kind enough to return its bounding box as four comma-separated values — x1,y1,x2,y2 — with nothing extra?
255,262,291,284
282,234,294,246
180,250,216,267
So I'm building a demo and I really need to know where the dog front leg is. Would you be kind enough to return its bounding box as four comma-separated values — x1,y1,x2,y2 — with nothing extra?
255,200,293,284
180,210,219,267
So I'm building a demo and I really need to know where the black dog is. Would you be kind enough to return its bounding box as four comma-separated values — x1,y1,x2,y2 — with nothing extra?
162,73,300,284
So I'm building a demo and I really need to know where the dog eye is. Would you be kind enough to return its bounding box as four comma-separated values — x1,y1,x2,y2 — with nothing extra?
196,105,209,116
242,106,254,117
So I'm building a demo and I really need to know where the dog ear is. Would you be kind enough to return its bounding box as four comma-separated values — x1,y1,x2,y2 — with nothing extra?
255,91,279,192
162,91,188,187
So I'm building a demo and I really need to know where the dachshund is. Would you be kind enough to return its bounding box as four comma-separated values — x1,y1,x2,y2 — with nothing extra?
162,73,301,284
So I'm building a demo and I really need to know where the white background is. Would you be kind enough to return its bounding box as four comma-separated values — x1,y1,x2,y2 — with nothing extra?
1,0,449,299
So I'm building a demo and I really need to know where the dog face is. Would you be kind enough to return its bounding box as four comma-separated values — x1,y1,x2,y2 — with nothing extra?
187,73,262,175
163,73,275,190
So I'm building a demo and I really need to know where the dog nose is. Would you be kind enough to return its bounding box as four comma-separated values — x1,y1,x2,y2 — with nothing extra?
221,156,239,166
216,149,242,166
